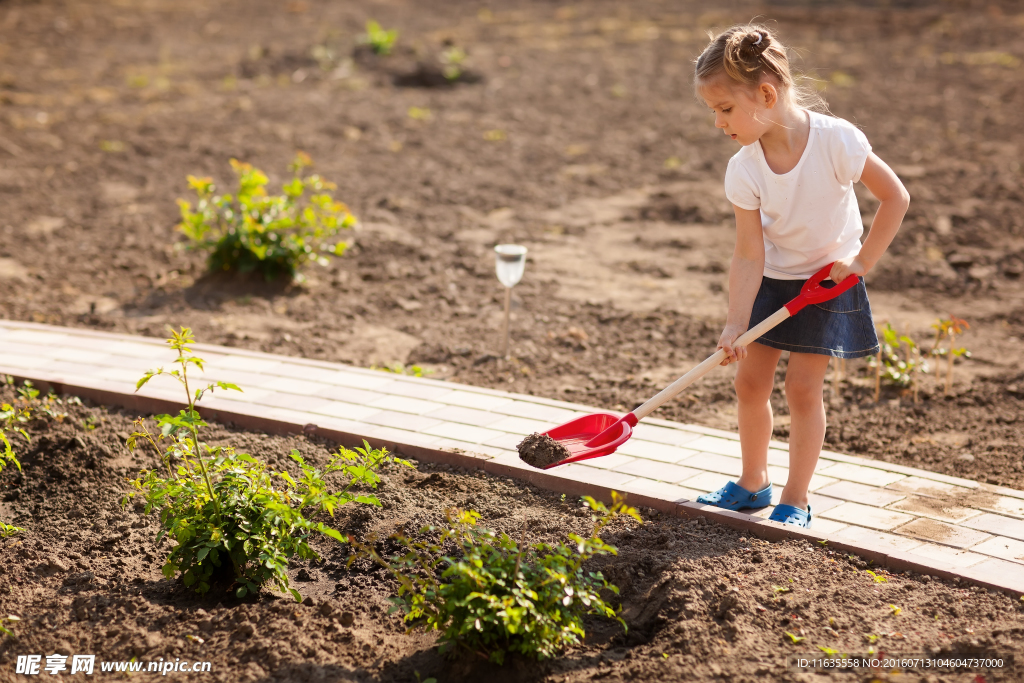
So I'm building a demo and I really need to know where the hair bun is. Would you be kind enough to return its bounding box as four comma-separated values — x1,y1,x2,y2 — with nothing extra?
745,30,770,56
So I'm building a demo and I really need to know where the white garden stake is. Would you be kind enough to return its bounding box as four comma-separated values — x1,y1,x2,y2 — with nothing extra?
494,244,527,359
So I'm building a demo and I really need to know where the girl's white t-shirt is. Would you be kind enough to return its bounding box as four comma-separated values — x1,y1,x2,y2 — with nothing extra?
724,110,871,280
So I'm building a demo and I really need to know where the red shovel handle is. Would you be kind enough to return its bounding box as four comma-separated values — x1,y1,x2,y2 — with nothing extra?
785,263,860,316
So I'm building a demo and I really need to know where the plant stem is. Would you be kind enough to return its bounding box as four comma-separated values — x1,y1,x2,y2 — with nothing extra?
181,358,222,523
874,350,881,403
945,330,955,396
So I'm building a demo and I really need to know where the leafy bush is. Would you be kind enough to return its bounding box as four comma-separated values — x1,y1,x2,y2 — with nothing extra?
868,323,929,402
177,153,356,282
348,491,641,664
362,20,398,55
125,327,411,599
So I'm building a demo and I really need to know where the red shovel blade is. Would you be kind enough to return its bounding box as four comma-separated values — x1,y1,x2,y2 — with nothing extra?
540,412,638,469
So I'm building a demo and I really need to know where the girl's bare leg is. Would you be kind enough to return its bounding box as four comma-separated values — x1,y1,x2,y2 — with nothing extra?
780,352,832,509
734,342,783,493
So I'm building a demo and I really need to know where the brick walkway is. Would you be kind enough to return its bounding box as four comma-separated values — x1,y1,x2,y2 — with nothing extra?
2,320,1022,593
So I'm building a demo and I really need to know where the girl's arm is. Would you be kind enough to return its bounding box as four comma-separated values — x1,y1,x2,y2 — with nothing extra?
829,152,910,283
718,205,765,366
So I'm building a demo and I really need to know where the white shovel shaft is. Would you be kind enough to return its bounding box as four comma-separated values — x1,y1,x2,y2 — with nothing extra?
632,307,791,421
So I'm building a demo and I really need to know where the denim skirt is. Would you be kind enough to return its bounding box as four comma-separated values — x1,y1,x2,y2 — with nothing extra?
747,276,880,359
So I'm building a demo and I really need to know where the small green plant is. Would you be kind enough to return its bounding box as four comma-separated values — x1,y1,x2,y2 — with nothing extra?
784,631,805,644
865,569,887,584
440,45,467,80
889,604,902,616
930,316,970,396
371,362,430,378
177,153,356,282
868,323,929,402
124,327,411,599
0,614,20,638
348,492,641,664
362,20,398,55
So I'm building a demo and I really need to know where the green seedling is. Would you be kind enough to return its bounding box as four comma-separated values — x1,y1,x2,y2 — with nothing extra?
889,604,902,616
0,614,20,637
931,316,970,396
82,414,98,431
177,153,356,282
864,633,880,644
784,631,805,644
868,323,929,402
0,521,23,538
440,45,467,81
817,539,828,547
362,20,398,55
865,570,887,583
347,491,640,664
772,585,793,600
818,646,843,656
124,327,411,599
407,106,432,121
371,362,429,377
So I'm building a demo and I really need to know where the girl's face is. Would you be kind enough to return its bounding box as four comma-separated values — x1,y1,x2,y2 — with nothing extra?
699,80,774,146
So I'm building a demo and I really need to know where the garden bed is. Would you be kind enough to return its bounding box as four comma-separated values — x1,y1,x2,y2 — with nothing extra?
1,390,1022,682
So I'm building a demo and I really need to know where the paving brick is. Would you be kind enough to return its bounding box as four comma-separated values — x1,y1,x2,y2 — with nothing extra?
207,387,276,405
257,393,335,414
435,390,513,411
814,462,907,488
49,347,115,364
482,432,524,451
886,496,982,524
972,495,1024,520
766,449,791,467
679,452,743,476
364,410,442,432
619,478,703,503
806,493,846,514
616,440,698,463
103,341,178,360
629,423,703,447
491,401,579,423
312,385,386,406
0,354,55,370
581,453,636,470
376,380,455,402
807,518,848,535
259,362,342,382
885,476,971,499
613,459,701,484
199,369,276,389
960,513,1024,542
677,471,733,493
959,557,1024,592
5,329,70,345
819,502,916,531
368,395,446,415
832,525,925,554
261,377,330,396
675,423,741,441
365,426,442,448
904,543,990,568
684,436,743,457
895,518,992,549
813,481,907,507
321,371,395,390
422,422,506,444
215,355,286,374
486,415,559,435
968,536,1024,564
422,405,506,427
559,464,637,489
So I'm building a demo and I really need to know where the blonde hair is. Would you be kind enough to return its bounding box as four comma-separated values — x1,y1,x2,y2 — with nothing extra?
694,24,827,113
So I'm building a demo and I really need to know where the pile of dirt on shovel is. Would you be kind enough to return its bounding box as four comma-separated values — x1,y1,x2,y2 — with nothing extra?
517,432,572,469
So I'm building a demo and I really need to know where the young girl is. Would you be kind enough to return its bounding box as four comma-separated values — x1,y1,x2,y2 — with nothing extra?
692,25,910,527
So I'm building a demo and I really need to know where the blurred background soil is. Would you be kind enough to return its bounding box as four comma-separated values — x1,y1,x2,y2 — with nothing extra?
1,0,1023,488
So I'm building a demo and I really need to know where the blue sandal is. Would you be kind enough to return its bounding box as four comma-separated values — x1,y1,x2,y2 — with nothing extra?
769,503,812,528
696,481,773,511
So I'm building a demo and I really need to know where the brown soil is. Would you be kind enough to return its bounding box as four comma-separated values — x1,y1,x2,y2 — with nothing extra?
2,0,1024,490
2,390,1024,683
517,433,571,469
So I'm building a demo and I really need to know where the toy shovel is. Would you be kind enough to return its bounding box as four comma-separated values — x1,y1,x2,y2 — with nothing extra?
537,263,859,469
